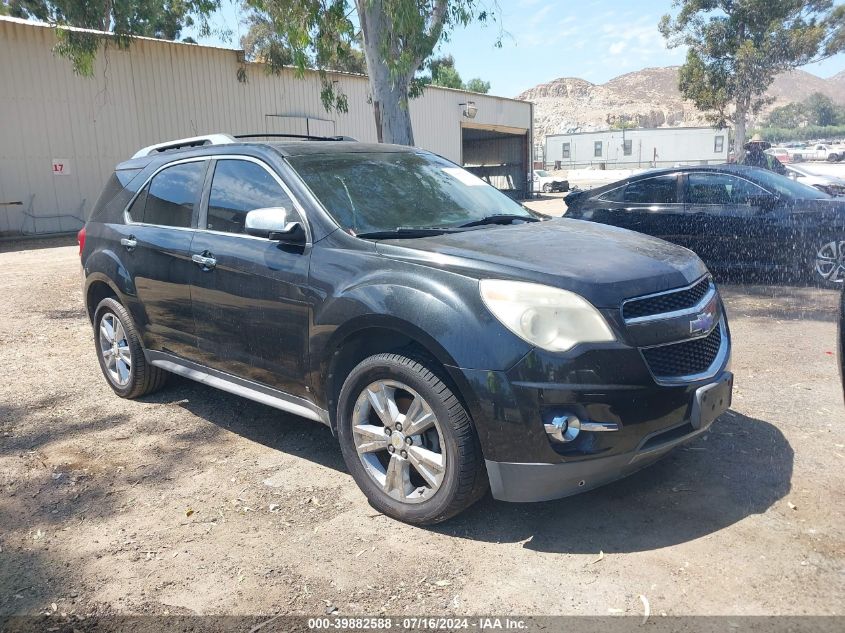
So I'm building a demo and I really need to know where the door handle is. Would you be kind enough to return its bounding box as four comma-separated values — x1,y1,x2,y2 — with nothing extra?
120,236,137,250
192,253,217,270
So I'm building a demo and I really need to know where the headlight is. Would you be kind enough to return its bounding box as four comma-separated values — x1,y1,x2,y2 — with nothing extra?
479,279,615,352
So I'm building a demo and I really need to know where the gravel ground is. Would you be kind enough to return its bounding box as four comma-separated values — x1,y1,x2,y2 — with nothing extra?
1,239,843,619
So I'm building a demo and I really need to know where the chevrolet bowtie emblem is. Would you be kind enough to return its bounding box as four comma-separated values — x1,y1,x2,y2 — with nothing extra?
689,310,715,335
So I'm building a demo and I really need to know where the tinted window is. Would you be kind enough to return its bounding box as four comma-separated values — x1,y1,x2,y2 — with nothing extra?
744,167,830,199
127,186,148,222
687,173,766,205
598,185,626,203
624,175,678,204
206,160,292,234
141,161,206,227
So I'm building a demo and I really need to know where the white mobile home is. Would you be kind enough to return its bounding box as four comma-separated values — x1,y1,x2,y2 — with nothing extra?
0,17,533,237
545,127,729,171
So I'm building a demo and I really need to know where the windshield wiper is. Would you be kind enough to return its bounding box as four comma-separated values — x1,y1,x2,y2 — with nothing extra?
354,226,462,240
455,214,541,229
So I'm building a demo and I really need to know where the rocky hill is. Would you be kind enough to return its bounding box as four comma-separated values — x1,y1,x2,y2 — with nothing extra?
518,66,845,139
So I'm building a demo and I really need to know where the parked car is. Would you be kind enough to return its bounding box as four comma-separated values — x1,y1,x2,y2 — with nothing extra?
532,169,569,193
785,164,845,197
765,147,793,164
564,165,845,285
80,134,732,524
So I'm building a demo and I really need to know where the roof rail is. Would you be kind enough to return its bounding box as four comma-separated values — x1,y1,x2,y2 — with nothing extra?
131,134,236,159
234,133,358,142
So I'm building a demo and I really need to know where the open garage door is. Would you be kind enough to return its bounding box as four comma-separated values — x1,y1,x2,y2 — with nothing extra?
461,124,529,200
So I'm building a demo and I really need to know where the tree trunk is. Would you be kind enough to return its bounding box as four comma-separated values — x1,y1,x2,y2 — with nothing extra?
357,0,415,146
734,99,748,162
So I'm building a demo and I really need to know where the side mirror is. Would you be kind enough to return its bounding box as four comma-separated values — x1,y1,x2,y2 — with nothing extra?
245,207,306,244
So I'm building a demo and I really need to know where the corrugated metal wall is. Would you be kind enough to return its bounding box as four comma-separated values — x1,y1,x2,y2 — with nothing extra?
0,17,531,237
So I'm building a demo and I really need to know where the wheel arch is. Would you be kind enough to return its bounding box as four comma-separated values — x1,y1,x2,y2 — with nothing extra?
319,316,471,433
84,274,125,323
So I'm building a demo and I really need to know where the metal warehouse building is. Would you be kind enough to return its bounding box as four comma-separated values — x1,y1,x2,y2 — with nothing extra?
545,127,728,171
0,17,533,237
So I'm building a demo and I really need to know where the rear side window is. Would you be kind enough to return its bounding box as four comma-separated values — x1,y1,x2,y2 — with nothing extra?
687,172,767,205
624,175,678,204
206,160,293,234
128,161,206,227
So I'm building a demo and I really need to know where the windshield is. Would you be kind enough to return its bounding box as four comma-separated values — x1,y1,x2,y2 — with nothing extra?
535,170,550,177
749,168,831,199
288,151,534,234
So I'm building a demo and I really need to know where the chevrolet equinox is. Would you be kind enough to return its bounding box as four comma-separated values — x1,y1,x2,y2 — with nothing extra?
79,134,733,524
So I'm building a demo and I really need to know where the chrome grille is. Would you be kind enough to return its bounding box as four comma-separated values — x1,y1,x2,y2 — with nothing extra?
622,276,712,321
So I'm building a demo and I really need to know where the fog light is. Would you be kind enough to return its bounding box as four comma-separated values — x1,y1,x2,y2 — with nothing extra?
545,415,581,443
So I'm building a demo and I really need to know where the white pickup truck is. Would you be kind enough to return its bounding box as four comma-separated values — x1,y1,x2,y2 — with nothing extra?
790,143,845,162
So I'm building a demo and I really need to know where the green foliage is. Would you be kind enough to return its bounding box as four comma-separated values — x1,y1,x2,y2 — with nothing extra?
752,124,845,142
764,92,845,128
464,77,490,93
244,1,496,119
766,101,809,128
8,0,223,75
659,1,845,135
240,0,364,111
806,91,840,125
418,54,491,92
429,54,463,88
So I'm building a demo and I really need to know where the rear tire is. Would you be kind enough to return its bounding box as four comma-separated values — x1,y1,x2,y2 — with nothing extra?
336,353,487,525
93,297,168,398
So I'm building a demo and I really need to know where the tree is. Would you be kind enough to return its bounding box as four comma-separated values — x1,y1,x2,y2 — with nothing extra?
765,102,808,128
806,91,840,126
245,1,496,145
659,0,845,158
419,55,491,92
240,9,366,76
6,0,221,75
428,54,463,88
464,77,490,94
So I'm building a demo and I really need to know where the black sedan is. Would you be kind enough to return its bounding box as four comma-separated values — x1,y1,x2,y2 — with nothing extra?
564,165,845,285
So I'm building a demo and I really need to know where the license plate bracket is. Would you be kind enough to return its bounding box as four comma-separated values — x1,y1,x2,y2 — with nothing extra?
691,372,733,430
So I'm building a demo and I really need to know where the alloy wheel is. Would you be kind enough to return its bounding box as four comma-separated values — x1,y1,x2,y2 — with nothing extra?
815,240,845,283
351,380,446,504
98,312,132,386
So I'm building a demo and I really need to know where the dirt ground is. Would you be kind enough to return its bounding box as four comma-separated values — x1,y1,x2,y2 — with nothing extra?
1,239,844,619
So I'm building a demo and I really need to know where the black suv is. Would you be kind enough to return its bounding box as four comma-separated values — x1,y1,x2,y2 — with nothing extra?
80,134,733,524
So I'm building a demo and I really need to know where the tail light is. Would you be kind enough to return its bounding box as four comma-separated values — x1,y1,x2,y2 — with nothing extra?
77,226,86,257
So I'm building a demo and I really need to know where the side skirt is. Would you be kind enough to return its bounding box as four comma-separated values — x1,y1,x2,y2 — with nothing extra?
146,350,330,426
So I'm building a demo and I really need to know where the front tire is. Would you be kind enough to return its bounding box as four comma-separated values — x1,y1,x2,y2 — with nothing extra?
813,237,845,286
93,297,168,398
542,183,552,193
337,353,487,525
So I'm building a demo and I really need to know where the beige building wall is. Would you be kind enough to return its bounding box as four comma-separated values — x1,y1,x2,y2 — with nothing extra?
0,17,531,236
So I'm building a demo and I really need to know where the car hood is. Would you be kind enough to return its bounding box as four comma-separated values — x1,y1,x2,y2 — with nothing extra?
375,218,708,308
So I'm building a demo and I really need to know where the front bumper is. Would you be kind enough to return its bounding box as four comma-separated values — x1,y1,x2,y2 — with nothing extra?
485,372,730,502
446,342,732,502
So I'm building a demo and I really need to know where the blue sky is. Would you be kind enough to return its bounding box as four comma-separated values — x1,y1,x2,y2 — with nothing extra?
195,0,845,98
